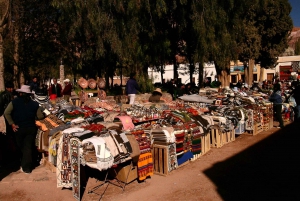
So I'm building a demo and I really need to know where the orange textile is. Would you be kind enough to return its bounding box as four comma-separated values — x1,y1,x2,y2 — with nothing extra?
137,152,153,181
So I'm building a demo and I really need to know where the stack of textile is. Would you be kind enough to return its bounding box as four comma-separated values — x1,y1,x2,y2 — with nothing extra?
150,127,175,145
173,130,186,157
131,129,153,181
190,125,203,155
36,114,67,152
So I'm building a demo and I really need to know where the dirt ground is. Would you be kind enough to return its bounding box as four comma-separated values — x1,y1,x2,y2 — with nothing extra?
1,120,300,201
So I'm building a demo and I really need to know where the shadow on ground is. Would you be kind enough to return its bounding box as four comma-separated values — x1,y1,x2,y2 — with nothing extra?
203,122,300,201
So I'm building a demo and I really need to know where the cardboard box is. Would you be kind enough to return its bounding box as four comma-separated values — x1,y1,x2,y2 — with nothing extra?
114,164,137,183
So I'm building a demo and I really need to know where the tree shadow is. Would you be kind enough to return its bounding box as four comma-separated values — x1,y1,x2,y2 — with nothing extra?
203,122,300,201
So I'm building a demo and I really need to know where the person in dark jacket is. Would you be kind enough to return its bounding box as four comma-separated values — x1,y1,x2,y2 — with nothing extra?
28,76,39,93
125,73,140,104
48,78,62,98
236,79,243,89
4,85,45,174
0,81,15,169
0,81,14,116
269,83,284,128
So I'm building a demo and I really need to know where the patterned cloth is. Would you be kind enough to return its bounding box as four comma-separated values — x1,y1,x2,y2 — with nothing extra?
56,133,73,188
81,136,114,171
69,137,81,201
137,152,153,181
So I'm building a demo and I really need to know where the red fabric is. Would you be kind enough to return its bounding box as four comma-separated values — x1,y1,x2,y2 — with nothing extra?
63,83,73,96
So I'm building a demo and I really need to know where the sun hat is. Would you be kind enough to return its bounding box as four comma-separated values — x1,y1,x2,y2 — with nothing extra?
153,88,162,95
88,78,97,89
64,78,70,82
16,85,32,93
78,77,88,89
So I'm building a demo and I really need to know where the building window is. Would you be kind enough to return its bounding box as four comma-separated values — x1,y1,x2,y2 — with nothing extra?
231,75,237,83
253,74,257,81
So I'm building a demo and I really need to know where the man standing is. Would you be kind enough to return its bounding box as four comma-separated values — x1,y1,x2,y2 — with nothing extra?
62,79,72,101
29,76,39,93
126,73,139,104
4,85,45,174
48,78,62,98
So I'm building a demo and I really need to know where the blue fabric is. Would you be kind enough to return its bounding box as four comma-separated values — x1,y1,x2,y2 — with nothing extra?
269,91,282,104
12,97,39,128
125,78,139,94
177,151,193,166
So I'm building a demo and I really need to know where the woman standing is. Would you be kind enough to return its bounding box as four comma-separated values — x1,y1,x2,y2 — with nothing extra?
4,85,45,174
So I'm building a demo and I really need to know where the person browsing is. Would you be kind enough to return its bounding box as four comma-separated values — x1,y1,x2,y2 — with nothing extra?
126,73,140,104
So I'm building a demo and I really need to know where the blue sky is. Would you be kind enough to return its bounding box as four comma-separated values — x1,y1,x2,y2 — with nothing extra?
289,0,300,27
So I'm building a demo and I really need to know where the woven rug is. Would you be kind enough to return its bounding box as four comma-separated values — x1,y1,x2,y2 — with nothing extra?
70,137,81,201
56,133,73,188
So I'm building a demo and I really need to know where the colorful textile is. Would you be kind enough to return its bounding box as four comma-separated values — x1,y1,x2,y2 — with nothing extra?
177,151,193,166
125,133,141,164
116,116,135,130
70,137,81,201
81,136,114,171
137,152,153,181
56,133,73,188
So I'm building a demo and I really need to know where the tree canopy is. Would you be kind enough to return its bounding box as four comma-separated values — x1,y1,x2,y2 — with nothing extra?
0,0,293,91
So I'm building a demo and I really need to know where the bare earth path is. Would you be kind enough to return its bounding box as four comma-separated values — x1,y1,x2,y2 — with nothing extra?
1,121,299,201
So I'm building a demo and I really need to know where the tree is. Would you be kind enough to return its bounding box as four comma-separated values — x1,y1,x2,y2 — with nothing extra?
255,0,293,81
0,0,9,91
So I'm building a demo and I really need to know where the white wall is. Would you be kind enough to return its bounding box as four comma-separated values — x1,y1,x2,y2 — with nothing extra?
148,62,217,85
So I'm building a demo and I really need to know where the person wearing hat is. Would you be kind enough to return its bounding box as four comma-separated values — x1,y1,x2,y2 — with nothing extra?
149,88,164,103
4,85,45,174
62,78,72,101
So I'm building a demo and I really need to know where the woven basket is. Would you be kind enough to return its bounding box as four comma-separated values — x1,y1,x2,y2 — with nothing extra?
88,79,97,89
98,78,106,89
78,77,88,89
98,89,107,100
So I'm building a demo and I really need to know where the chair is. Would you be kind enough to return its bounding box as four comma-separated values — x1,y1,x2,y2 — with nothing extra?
87,161,136,200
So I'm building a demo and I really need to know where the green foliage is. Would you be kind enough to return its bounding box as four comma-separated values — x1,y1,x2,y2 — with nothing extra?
136,75,154,94
2,0,294,88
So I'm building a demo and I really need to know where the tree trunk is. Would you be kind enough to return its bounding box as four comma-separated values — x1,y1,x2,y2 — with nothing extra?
260,67,264,82
13,28,20,88
160,65,164,84
219,70,230,88
248,59,254,85
198,62,204,87
0,33,4,91
173,57,178,81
